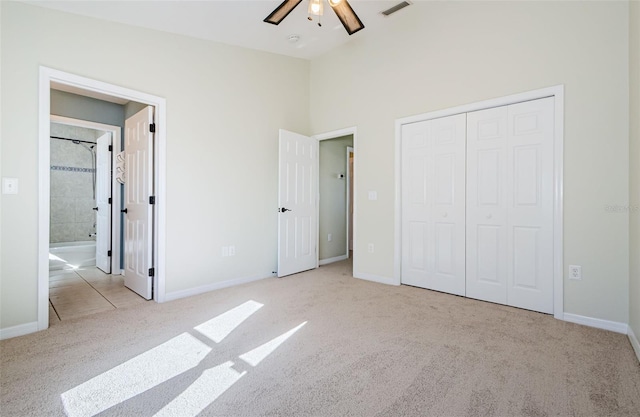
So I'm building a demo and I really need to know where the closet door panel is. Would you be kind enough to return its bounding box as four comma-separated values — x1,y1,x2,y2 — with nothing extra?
466,106,508,304
401,114,466,295
401,123,430,288
506,97,554,313
431,115,466,295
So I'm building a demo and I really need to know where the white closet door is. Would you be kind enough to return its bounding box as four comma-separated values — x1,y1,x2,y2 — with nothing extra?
466,106,509,304
401,113,466,296
467,97,554,313
506,97,554,313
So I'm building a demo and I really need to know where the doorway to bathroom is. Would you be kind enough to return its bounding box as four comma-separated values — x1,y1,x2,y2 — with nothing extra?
38,67,168,331
47,115,145,324
49,116,119,274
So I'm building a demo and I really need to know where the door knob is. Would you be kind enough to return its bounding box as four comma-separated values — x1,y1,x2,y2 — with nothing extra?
442,212,448,218
92,207,99,211
279,207,292,213
121,208,128,213
486,214,493,219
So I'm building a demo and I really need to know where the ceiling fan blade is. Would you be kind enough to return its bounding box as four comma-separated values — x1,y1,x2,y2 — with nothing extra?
329,0,365,35
264,0,304,25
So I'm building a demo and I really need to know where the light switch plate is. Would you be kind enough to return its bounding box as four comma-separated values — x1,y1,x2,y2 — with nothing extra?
368,191,377,201
2,178,18,194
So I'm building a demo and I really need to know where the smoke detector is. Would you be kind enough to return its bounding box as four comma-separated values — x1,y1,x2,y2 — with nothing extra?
287,34,301,43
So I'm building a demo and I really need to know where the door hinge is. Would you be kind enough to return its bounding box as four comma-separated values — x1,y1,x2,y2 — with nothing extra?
108,145,113,152
108,197,112,204
149,267,155,277
149,123,156,133
149,196,156,205
108,250,112,257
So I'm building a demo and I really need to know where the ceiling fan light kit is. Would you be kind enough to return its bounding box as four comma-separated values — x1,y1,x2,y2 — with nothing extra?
307,0,323,26
264,0,364,36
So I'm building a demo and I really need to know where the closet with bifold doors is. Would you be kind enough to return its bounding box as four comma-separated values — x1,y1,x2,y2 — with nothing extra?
400,97,555,314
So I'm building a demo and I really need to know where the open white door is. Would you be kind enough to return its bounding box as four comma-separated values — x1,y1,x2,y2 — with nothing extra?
95,132,112,273
278,129,318,277
123,106,154,299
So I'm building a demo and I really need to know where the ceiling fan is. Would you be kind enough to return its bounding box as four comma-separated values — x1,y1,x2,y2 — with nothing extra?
264,0,365,36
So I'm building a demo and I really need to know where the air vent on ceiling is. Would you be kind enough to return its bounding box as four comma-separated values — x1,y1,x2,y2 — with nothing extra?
381,1,412,17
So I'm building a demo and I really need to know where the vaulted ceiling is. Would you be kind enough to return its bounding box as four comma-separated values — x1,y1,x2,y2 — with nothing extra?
24,0,410,59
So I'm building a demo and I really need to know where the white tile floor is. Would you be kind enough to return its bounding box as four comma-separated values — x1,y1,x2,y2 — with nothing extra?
49,267,147,325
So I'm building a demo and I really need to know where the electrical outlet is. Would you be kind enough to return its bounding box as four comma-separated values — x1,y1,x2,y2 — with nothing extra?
368,243,374,253
228,246,235,256
328,233,332,242
222,246,229,257
2,178,18,195
569,265,582,280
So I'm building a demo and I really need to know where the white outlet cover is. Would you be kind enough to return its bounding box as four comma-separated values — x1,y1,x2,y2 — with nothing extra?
328,233,332,242
368,191,377,201
229,246,235,256
2,178,18,194
569,265,582,280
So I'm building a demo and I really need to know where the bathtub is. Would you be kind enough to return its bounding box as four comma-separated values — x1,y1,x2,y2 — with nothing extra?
49,241,96,270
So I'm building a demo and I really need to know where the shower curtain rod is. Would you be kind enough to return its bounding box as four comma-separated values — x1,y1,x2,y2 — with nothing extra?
50,136,96,145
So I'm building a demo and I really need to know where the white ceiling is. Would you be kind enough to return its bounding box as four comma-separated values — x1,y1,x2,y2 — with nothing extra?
24,0,410,60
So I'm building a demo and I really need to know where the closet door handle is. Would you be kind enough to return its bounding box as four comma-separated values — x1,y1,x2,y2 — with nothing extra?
121,208,128,214
442,212,448,218
92,207,99,211
486,214,493,220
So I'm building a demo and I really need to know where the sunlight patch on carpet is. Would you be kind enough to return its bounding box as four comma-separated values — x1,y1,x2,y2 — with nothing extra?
153,361,246,417
60,300,307,417
239,321,307,367
61,333,211,417
194,300,263,343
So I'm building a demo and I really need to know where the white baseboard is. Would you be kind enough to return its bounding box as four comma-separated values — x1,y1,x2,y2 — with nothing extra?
163,273,274,302
562,313,628,334
0,321,39,340
628,325,640,363
319,254,348,266
353,271,397,286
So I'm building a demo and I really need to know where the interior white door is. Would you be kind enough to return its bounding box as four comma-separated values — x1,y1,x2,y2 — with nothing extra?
123,106,154,299
95,132,112,274
466,98,554,313
466,105,509,304
277,129,318,277
401,114,466,296
506,97,555,313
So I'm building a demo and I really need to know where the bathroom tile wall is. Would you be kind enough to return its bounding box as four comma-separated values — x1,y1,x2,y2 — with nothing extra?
50,123,106,243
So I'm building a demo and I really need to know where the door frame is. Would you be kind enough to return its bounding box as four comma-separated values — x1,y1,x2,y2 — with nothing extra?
314,127,357,270
38,66,168,331
346,146,354,256
393,85,564,320
50,115,122,275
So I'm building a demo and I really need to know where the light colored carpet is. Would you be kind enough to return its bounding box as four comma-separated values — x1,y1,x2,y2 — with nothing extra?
1,260,639,417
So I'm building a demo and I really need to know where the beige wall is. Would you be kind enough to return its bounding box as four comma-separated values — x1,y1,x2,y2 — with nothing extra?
310,2,630,323
0,2,309,329
629,0,640,348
